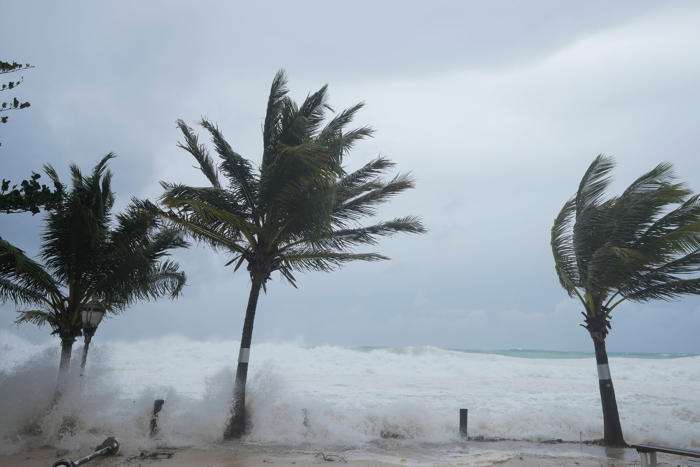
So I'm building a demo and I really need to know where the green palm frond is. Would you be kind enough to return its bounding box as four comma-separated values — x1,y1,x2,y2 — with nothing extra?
262,69,289,169
297,84,329,137
626,277,700,302
338,157,394,192
15,309,55,327
163,197,259,243
610,164,688,247
200,119,259,216
283,248,388,273
177,119,221,188
0,236,60,305
333,173,415,227
292,216,425,252
575,154,615,216
551,198,581,299
0,278,49,305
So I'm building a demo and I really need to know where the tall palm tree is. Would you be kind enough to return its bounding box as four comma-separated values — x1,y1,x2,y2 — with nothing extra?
158,70,425,439
551,155,700,446
0,154,187,394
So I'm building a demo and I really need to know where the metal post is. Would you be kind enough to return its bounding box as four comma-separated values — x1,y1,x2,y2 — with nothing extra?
459,409,468,439
79,333,93,377
150,399,165,437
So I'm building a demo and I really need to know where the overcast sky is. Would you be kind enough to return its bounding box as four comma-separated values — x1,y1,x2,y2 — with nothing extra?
1,1,699,353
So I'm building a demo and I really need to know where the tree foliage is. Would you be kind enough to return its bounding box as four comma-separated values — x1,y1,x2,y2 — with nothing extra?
0,154,187,343
0,60,33,129
0,171,64,214
159,70,425,289
552,155,700,328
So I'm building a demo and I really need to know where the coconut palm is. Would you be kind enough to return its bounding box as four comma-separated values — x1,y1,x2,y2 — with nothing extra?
158,70,425,438
0,154,187,395
551,155,700,446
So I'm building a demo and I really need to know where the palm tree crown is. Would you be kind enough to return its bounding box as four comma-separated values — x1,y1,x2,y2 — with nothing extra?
0,154,187,379
161,70,425,287
552,155,700,327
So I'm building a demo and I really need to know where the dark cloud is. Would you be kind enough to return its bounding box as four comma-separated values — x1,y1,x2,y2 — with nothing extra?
1,1,700,353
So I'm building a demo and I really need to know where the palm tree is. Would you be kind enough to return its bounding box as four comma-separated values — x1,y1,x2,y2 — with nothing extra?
551,155,700,446
0,154,187,395
158,70,425,439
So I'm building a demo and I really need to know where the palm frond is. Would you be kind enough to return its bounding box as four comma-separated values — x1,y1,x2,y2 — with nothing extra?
575,155,615,216
200,119,259,216
626,277,700,302
333,173,415,227
297,84,329,136
337,157,394,193
177,119,221,188
293,216,425,251
153,203,248,254
283,248,388,272
0,236,60,305
15,309,55,327
262,69,289,169
551,198,581,297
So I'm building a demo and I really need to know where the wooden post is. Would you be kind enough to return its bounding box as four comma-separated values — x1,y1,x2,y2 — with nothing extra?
459,409,468,439
150,399,165,437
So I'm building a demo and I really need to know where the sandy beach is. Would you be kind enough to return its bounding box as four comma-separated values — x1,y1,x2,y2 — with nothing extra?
2,440,685,467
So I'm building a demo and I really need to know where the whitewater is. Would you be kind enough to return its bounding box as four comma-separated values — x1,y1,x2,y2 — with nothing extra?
0,330,698,456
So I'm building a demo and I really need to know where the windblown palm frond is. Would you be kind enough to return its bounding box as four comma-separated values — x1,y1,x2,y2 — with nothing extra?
0,236,60,306
176,119,221,188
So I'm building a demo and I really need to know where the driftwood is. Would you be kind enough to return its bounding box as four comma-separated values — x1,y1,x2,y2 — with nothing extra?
314,452,348,462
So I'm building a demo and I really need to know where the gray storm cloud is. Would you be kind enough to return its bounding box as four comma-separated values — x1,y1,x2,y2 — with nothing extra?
1,1,699,352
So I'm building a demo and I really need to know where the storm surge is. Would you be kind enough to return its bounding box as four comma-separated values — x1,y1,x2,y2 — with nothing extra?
1,331,698,455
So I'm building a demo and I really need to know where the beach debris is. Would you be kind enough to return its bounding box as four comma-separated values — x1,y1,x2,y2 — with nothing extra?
126,450,176,461
51,436,119,467
314,452,347,462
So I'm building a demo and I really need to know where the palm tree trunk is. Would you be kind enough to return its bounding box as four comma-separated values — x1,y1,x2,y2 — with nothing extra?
223,277,263,439
590,334,625,446
53,337,74,402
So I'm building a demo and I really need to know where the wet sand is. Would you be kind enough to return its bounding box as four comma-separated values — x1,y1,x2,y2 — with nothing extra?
3,440,689,467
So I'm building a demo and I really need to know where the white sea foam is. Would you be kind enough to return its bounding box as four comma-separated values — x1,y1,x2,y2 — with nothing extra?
0,330,698,455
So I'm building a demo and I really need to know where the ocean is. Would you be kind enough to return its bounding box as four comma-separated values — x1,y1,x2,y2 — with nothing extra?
1,331,698,456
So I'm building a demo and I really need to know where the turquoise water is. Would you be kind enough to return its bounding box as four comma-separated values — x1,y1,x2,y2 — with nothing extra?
454,348,698,359
354,346,697,359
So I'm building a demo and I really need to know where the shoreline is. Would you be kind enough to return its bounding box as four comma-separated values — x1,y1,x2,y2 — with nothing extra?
0,439,670,467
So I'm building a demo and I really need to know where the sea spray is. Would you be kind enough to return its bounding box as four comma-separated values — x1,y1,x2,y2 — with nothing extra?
1,330,698,454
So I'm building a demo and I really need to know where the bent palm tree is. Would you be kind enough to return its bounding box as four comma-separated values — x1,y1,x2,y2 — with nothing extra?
159,70,425,439
0,154,187,395
551,155,700,446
